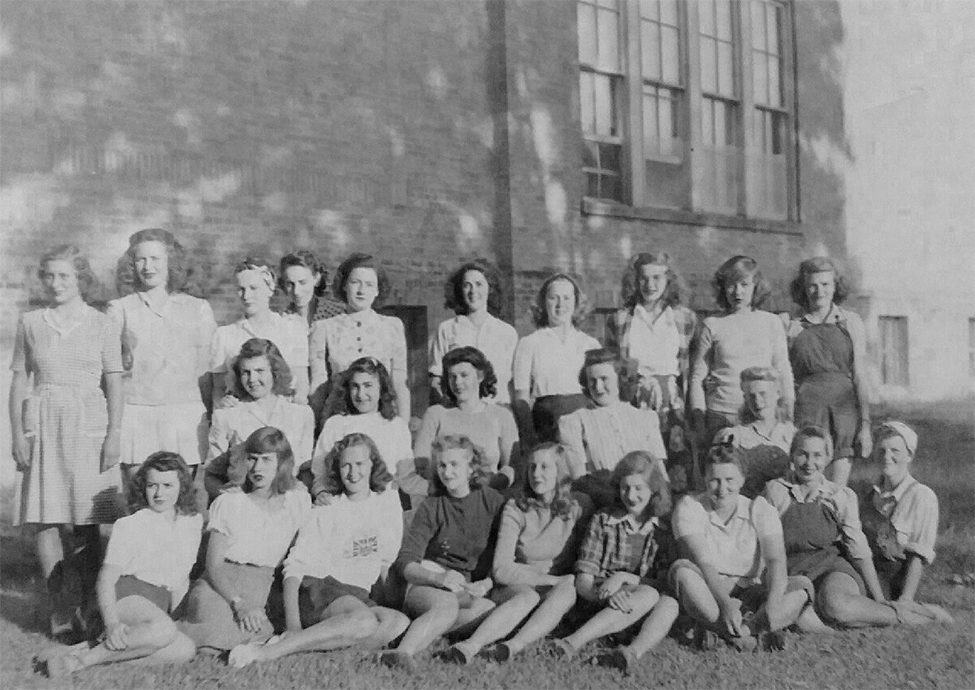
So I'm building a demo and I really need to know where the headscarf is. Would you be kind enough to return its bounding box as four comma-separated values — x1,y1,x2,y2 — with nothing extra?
874,421,918,455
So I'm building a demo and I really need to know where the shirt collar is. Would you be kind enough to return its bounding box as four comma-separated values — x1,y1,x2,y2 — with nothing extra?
701,494,751,525
633,303,672,324
801,304,845,325
873,474,917,502
781,475,839,502
605,509,660,533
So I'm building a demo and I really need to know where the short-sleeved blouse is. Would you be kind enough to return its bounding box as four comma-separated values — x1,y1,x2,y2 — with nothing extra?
310,310,407,383
103,508,203,606
868,476,938,564
209,313,308,375
12,306,123,384
430,314,518,404
310,412,413,495
207,490,311,567
106,292,216,405
208,396,315,468
512,327,600,399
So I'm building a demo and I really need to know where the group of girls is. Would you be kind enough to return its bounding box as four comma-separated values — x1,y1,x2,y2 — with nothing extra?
10,232,952,678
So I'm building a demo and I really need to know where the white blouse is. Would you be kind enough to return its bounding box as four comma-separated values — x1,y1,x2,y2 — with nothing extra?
207,490,311,567
429,314,518,404
310,412,413,496
512,327,600,399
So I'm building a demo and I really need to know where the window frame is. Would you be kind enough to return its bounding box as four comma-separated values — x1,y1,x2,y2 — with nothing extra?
580,0,800,231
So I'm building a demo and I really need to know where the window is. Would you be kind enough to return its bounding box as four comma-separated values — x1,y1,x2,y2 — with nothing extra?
577,0,797,220
879,316,909,387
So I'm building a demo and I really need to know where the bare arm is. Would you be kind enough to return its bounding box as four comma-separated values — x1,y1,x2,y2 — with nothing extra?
851,556,887,601
9,372,29,471
282,576,303,632
393,375,411,422
896,555,925,602
679,533,742,636
101,371,123,471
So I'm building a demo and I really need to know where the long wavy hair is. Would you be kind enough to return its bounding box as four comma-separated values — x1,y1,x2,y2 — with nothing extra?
116,228,199,296
531,272,590,328
612,451,671,518
515,442,577,520
620,252,687,310
330,357,398,420
232,338,294,399
241,427,296,495
440,346,498,404
443,258,504,317
712,255,772,311
129,451,198,516
39,245,98,302
788,256,852,311
317,432,394,497
428,434,491,496
332,253,391,308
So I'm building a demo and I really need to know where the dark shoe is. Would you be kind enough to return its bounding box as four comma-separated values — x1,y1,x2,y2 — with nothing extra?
549,638,575,660
379,650,417,673
441,643,475,665
605,647,639,675
757,630,787,652
694,626,721,652
480,643,512,663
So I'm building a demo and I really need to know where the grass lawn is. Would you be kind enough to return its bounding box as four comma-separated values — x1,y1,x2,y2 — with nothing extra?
2,401,973,690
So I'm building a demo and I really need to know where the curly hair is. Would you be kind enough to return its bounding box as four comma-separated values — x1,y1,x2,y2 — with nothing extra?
38,245,98,302
232,338,294,399
790,425,835,461
577,348,633,403
737,366,790,425
278,250,329,297
234,257,277,291
116,228,194,296
331,357,398,420
712,255,772,311
515,442,577,520
620,252,687,309
443,259,504,317
128,451,198,516
612,451,671,518
788,256,852,311
440,346,498,404
428,434,491,496
242,426,296,495
705,440,747,476
332,253,391,308
531,273,590,328
317,432,394,497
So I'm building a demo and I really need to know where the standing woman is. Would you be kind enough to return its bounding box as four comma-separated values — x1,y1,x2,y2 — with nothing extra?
108,229,216,483
309,253,410,422
308,357,413,504
607,253,698,466
512,273,599,445
9,245,124,633
180,427,311,651
429,259,518,406
204,339,314,500
414,347,520,491
277,250,345,328
209,257,309,406
689,255,794,451
784,257,871,487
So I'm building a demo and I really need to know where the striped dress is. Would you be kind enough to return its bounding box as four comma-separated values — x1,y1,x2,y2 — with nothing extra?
12,306,124,525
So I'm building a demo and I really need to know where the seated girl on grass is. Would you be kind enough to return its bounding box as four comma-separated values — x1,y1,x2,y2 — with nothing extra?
43,452,202,678
228,433,409,667
440,443,593,664
553,451,679,676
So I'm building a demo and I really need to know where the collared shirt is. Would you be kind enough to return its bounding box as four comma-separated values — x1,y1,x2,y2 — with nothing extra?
576,508,675,581
606,304,697,390
103,508,203,608
558,402,667,477
208,395,315,469
429,314,518,404
689,310,794,415
310,412,413,496
628,305,681,377
512,327,600,399
283,489,403,588
672,493,781,581
869,475,938,563
208,489,311,568
714,421,797,454
310,310,407,384
107,292,216,405
764,476,871,560
209,312,308,375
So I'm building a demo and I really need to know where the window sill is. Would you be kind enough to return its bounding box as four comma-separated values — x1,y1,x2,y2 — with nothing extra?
582,198,803,236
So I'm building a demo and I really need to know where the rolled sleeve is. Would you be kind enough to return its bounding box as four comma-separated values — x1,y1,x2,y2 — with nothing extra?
574,512,608,576
761,480,792,517
834,487,872,561
751,496,783,540
895,484,939,564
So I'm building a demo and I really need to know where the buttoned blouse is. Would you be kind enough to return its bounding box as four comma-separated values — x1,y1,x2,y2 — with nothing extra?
310,310,407,383
558,402,667,477
208,396,315,468
207,490,311,567
103,508,203,607
209,312,308,375
512,327,601,399
764,476,871,560
429,314,518,404
672,493,781,582
107,292,216,405
869,475,938,563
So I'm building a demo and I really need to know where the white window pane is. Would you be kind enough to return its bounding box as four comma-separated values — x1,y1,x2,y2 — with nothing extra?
718,42,735,97
701,38,717,93
660,93,676,149
580,73,595,135
660,0,678,25
751,1,766,50
700,0,714,36
753,58,768,105
716,0,733,40
768,2,781,54
715,101,727,146
662,26,680,84
643,92,660,153
594,74,614,136
578,4,597,66
769,56,782,107
597,8,620,72
597,0,618,9
702,99,715,145
642,22,661,79
640,0,658,21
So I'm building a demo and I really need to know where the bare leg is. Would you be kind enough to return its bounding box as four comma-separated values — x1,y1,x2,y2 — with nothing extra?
453,586,540,657
394,586,461,656
753,589,812,632
503,580,577,656
624,595,680,658
827,457,852,488
563,586,662,651
76,597,185,668
817,572,903,628
36,526,65,580
672,567,721,629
